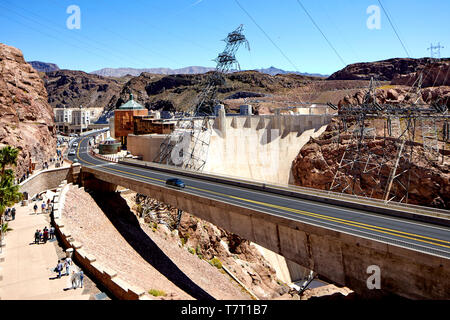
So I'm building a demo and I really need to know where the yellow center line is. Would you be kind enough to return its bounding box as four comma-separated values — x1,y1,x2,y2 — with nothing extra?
76,137,450,250
188,187,450,249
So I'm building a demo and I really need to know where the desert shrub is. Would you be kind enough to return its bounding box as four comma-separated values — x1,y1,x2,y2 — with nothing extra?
209,257,222,269
148,289,166,297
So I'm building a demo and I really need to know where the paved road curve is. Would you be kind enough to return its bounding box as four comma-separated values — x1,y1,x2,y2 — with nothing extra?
68,132,450,259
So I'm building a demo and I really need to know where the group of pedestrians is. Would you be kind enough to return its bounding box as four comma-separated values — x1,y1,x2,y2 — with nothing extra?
3,207,16,221
33,199,52,215
55,257,84,289
18,169,30,183
34,226,55,244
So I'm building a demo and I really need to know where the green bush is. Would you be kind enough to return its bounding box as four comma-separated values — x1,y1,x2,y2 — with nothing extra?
148,289,166,297
209,257,222,269
188,247,195,255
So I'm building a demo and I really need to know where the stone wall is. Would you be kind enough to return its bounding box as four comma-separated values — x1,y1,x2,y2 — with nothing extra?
52,182,148,300
19,166,72,199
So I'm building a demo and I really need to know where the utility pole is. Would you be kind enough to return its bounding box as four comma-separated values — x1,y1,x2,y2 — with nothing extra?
427,42,444,60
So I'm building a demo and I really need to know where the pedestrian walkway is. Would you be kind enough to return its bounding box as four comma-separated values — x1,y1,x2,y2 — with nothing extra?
0,201,90,300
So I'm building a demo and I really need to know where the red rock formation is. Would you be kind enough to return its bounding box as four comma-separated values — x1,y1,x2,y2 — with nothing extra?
291,120,450,209
0,43,56,177
392,61,450,87
328,58,440,81
338,86,450,108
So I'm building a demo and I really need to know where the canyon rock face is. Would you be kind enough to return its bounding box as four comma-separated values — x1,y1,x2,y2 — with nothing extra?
131,195,291,299
43,69,123,111
291,120,450,209
103,71,317,115
391,61,450,87
0,43,56,177
338,86,450,108
328,58,444,81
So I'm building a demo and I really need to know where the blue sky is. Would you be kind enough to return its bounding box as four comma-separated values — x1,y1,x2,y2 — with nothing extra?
0,0,448,75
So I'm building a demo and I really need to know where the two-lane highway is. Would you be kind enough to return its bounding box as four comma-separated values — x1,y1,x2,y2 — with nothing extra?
69,132,450,259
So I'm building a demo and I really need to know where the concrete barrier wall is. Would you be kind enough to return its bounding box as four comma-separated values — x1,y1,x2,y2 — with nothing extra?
19,167,72,199
82,167,450,299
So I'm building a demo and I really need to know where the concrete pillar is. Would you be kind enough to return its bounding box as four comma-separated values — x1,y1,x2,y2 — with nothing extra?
218,108,226,138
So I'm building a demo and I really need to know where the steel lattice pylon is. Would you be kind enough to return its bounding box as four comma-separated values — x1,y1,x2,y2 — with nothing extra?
154,25,250,171
329,76,448,204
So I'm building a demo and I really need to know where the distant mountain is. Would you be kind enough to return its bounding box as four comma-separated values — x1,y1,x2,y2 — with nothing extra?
91,66,215,77
254,66,328,78
28,61,60,73
91,66,328,78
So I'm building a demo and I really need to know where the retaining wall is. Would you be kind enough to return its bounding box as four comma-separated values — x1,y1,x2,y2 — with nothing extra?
51,182,148,300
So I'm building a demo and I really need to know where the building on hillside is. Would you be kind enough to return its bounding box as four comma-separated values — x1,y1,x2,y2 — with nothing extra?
54,105,92,134
114,94,148,145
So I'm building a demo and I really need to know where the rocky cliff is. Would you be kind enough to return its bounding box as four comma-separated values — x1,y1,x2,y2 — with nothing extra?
104,70,318,115
129,194,292,299
291,119,449,208
43,69,123,111
327,58,446,81
391,61,450,87
338,86,450,108
0,43,56,177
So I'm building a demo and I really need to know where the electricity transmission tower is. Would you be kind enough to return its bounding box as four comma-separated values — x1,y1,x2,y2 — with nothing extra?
329,77,448,204
427,42,444,61
154,24,250,171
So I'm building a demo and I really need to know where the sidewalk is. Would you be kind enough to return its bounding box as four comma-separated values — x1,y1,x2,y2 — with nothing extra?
0,201,90,300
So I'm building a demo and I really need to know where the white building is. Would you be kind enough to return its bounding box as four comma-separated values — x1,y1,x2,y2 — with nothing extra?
54,106,92,134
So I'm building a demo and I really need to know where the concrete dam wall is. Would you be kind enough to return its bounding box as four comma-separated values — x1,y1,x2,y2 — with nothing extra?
205,112,332,185
127,112,333,283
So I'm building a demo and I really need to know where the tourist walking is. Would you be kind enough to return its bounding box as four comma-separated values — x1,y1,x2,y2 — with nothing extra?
79,270,84,288
41,202,46,214
43,227,49,243
39,230,43,243
71,270,78,289
34,229,40,244
49,226,55,240
11,207,16,220
33,203,38,214
65,258,71,276
56,260,63,278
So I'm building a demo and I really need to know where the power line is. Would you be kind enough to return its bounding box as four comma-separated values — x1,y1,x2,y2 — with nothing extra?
234,0,300,72
377,0,410,58
294,0,346,67
0,2,160,68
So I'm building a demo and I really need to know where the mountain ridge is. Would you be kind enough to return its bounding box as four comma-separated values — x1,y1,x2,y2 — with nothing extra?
90,66,329,78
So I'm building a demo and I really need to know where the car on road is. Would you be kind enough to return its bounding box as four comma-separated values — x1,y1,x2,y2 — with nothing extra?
165,178,186,189
68,149,76,156
72,142,79,147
